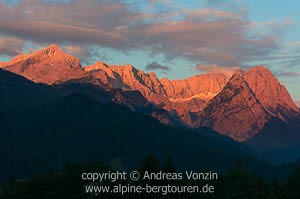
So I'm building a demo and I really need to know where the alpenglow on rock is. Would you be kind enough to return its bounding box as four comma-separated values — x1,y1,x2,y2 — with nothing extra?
1,44,298,141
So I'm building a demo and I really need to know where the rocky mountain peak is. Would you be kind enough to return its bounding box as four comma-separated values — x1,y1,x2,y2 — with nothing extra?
124,64,133,69
229,72,244,84
39,43,62,56
199,72,270,141
248,65,272,74
45,43,59,50
1,45,299,142
0,44,83,84
243,65,299,119
84,61,109,72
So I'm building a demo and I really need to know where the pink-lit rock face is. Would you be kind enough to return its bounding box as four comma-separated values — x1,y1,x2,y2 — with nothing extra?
85,62,166,97
2,44,299,141
160,73,228,99
243,66,299,120
199,73,271,141
84,61,230,126
1,44,84,84
84,62,299,141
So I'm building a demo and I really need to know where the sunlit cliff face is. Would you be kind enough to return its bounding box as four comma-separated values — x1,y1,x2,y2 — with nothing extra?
1,44,299,141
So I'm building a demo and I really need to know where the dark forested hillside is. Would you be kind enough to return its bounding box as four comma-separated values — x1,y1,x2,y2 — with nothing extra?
246,117,300,164
0,69,291,185
0,92,279,182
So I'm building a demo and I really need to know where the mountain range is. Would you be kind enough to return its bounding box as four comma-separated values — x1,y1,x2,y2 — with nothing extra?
1,44,300,164
0,68,281,182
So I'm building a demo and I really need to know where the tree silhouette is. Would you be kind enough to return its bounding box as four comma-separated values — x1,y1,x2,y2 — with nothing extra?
163,156,176,173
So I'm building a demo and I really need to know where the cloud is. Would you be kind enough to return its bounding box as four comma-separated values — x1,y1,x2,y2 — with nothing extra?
275,71,300,78
62,44,112,65
0,34,24,56
126,3,289,67
258,43,300,69
145,61,170,71
0,0,292,67
290,41,300,47
196,64,242,76
63,45,89,60
0,0,133,47
203,0,248,17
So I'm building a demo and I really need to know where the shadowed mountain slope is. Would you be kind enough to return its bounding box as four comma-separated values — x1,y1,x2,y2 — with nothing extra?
0,93,279,182
1,44,299,142
245,116,300,163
